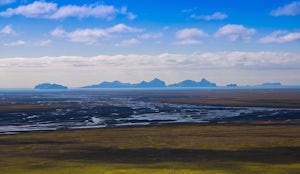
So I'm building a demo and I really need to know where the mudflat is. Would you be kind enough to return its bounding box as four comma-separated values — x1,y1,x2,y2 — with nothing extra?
1,89,300,110
0,89,299,173
133,89,300,108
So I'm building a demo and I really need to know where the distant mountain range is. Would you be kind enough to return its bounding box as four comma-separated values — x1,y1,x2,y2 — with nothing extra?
33,79,285,89
82,78,215,88
83,78,166,88
168,78,216,87
34,83,68,90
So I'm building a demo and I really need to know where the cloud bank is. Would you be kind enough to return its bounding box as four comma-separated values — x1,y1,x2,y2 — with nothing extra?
1,51,298,70
0,1,135,20
260,30,300,43
0,51,300,88
51,23,142,44
1,52,299,87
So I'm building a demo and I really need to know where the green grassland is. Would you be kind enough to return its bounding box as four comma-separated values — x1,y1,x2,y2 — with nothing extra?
1,121,300,174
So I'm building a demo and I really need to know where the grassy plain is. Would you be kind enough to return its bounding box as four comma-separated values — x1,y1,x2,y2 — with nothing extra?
1,121,300,174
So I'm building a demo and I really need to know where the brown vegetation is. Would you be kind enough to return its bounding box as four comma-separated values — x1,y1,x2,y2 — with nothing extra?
134,89,300,108
0,121,300,173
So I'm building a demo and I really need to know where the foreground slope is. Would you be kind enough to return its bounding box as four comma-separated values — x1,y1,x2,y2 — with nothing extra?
0,121,299,174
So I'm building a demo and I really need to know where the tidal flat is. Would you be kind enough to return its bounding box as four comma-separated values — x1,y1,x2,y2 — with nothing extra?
1,89,299,134
0,89,299,173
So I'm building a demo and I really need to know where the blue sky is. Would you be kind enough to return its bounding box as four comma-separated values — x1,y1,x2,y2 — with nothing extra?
0,0,300,88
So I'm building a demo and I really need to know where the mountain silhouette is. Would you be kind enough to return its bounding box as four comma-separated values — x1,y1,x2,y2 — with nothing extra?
83,81,132,88
168,78,216,87
34,83,68,90
134,78,166,88
82,78,166,88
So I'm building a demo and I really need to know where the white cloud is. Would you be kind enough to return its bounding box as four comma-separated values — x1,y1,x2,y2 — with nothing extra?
0,25,16,35
182,8,197,13
51,27,107,43
140,33,163,39
176,28,207,39
50,4,117,19
0,1,57,18
191,12,228,21
50,27,65,37
175,28,207,45
36,39,51,46
174,39,201,45
4,40,26,46
119,6,137,20
0,0,15,5
270,1,300,16
214,24,256,41
65,28,109,43
260,30,300,43
127,12,136,20
4,39,51,46
115,38,140,46
0,1,135,20
106,23,142,33
51,24,142,44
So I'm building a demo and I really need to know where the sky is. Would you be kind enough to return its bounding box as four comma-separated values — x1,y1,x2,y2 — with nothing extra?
0,0,300,88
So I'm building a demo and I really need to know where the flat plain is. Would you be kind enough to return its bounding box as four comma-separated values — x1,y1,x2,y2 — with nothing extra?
0,89,299,174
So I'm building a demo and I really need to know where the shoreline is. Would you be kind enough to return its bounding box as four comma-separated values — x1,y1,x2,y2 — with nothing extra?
2,119,300,136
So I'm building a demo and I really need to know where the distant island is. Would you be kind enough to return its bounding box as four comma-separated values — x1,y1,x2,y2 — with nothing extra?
258,82,282,86
168,78,216,87
226,83,238,87
135,78,166,88
83,78,166,88
82,78,216,88
33,80,287,89
34,83,68,90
